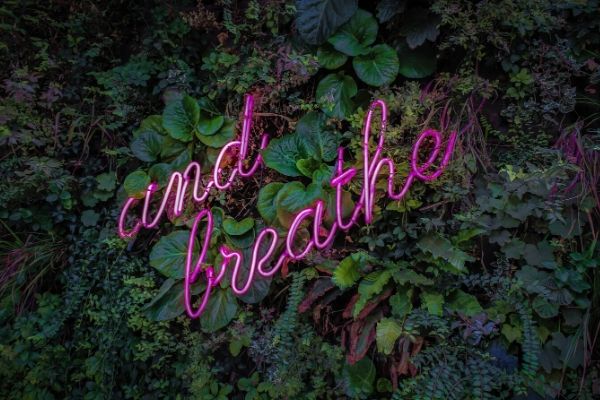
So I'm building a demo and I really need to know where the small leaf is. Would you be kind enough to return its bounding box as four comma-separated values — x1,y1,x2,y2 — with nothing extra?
296,0,358,45
317,43,348,69
96,172,117,192
376,318,402,354
81,210,100,227
223,217,255,236
124,170,150,199
316,73,357,119
162,94,199,142
328,9,378,56
353,44,399,86
533,296,559,318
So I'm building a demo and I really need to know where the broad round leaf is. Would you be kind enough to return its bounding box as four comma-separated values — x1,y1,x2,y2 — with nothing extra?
257,182,284,224
353,44,399,86
149,231,196,279
143,278,205,321
396,42,437,79
162,94,199,142
197,113,224,136
317,43,348,69
124,170,150,199
296,111,340,161
130,131,165,162
223,217,255,236
200,288,238,332
197,118,236,148
296,0,358,45
148,163,173,186
135,115,168,137
316,73,357,119
262,135,305,177
328,9,378,56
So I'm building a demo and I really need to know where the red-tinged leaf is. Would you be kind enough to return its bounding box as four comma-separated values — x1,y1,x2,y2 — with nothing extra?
281,257,290,278
356,289,393,320
343,293,361,319
347,310,383,364
299,278,336,312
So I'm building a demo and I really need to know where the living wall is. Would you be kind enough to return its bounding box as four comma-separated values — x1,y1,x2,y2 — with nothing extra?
1,1,599,399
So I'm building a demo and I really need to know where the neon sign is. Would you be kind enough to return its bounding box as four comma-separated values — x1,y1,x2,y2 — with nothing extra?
118,95,457,318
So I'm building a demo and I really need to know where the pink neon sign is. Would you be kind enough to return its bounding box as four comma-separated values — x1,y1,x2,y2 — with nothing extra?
118,95,457,318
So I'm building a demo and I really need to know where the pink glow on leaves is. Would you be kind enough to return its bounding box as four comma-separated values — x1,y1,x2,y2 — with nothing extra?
118,94,457,318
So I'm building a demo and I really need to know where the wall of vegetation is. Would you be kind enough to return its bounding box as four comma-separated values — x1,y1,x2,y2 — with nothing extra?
1,1,599,399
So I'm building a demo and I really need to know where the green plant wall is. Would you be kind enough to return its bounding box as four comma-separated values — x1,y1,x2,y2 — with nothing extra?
1,0,599,399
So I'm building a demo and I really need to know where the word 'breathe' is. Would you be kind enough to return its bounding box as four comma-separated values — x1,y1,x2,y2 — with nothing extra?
118,95,457,318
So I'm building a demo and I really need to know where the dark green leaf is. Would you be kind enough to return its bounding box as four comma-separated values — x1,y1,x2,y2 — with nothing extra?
296,0,358,45
328,9,378,56
353,44,399,86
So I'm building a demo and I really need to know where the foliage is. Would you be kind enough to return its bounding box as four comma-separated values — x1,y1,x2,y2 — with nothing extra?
1,0,599,398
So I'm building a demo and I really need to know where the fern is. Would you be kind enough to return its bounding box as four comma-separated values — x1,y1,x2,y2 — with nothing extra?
273,271,306,345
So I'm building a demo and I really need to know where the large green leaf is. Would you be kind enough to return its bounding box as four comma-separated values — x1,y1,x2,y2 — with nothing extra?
399,7,440,49
316,73,357,119
396,42,437,79
143,278,204,321
376,318,402,354
332,254,361,289
197,113,224,136
200,288,238,332
389,290,413,318
296,0,358,45
317,43,348,69
149,231,195,279
135,115,168,137
342,356,375,397
353,270,393,317
296,111,339,161
421,292,444,316
257,182,284,224
328,9,378,56
197,118,236,148
274,181,320,227
353,44,399,86
130,131,165,162
162,95,199,142
447,290,483,317
376,0,406,23
262,134,305,176
223,217,254,236
124,170,150,199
